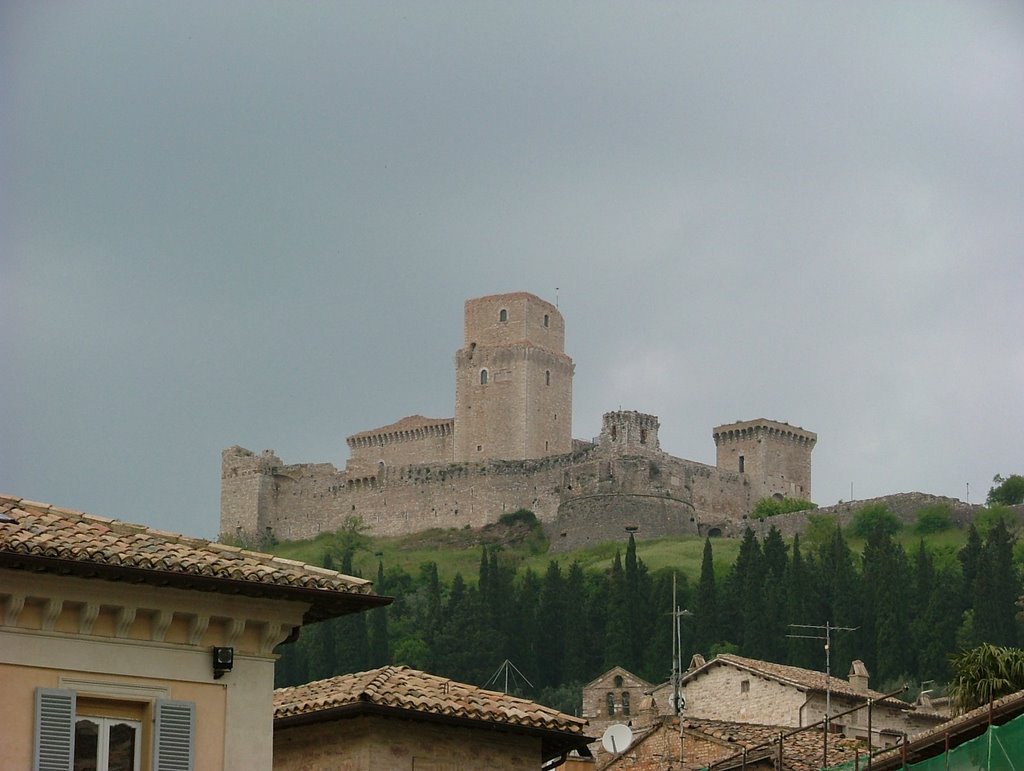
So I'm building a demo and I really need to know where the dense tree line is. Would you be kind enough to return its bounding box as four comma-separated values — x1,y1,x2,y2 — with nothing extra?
275,516,1022,714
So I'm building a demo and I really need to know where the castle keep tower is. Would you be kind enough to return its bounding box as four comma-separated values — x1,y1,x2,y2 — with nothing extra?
713,419,817,500
454,292,574,462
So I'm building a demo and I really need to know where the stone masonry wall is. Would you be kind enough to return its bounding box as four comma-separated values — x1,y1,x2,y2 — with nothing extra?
273,714,540,771
221,445,589,542
454,292,573,463
680,667,807,727
748,493,1024,540
345,419,454,477
221,439,774,544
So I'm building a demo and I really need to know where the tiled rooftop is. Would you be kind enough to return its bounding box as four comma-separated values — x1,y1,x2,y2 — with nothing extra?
691,717,863,771
598,717,864,771
275,665,588,737
0,495,384,619
697,654,909,709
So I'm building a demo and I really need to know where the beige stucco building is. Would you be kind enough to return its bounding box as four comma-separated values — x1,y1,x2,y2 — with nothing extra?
0,495,387,771
273,665,592,770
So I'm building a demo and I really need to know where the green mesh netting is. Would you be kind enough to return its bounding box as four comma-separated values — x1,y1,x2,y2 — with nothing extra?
825,712,1023,771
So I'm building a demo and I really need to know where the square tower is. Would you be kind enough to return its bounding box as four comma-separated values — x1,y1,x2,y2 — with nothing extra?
454,292,574,462
713,418,817,500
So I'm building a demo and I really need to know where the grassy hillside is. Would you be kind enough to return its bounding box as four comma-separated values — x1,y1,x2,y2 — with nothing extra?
264,517,971,585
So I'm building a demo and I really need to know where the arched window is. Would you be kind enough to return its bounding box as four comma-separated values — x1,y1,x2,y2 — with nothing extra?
622,692,631,716
614,675,624,687
544,313,549,327
545,370,551,386
480,369,488,385
606,693,615,716
499,309,508,322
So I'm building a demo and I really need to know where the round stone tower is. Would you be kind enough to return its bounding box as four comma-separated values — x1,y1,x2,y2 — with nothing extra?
453,292,574,462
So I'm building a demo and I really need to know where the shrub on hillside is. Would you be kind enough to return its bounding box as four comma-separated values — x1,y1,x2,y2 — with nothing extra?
975,505,1019,537
498,508,539,528
914,503,953,534
751,497,817,520
848,504,901,539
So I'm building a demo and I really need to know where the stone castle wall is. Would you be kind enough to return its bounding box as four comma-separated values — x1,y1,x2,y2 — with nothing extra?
220,293,818,544
747,492,1024,540
221,436,778,546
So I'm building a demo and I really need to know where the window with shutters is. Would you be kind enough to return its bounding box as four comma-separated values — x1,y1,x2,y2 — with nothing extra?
34,688,195,771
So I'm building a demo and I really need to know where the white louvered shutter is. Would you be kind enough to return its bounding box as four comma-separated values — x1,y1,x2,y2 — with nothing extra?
153,699,195,771
33,687,75,771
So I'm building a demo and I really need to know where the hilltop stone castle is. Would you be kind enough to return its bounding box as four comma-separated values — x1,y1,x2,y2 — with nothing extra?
221,292,817,549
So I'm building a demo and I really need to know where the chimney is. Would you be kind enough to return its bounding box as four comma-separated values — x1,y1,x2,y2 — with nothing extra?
848,660,869,693
688,654,706,671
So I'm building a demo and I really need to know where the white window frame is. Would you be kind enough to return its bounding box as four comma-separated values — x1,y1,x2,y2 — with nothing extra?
74,714,142,771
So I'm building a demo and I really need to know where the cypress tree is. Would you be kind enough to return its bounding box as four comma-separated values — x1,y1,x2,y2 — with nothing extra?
727,528,768,657
333,551,369,674
694,538,718,655
861,526,911,682
512,568,541,683
815,525,862,677
958,524,983,608
536,561,566,688
368,558,390,667
973,520,1019,646
762,526,789,662
785,535,819,669
562,561,590,684
604,550,633,669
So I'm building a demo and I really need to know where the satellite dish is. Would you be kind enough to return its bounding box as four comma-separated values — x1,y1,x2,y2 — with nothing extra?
601,723,633,754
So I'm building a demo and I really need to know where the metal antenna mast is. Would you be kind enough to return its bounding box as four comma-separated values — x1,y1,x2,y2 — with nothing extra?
669,573,692,716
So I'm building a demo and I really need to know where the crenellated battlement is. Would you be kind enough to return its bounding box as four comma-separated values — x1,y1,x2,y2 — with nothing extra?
600,411,661,452
713,419,817,447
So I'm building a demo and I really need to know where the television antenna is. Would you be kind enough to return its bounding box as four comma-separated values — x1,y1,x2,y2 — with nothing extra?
484,659,533,695
787,621,858,742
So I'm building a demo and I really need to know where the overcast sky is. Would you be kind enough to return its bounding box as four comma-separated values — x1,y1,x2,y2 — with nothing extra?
3,2,1022,540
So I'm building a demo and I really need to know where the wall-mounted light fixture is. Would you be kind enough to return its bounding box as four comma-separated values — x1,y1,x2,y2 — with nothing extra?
212,646,234,679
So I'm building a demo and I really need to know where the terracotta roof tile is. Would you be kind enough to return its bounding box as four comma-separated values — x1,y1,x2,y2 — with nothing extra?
689,718,865,771
0,495,383,618
275,665,588,737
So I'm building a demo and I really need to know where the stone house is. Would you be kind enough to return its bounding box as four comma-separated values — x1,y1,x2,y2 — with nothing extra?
662,654,945,749
272,665,593,770
0,495,387,771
